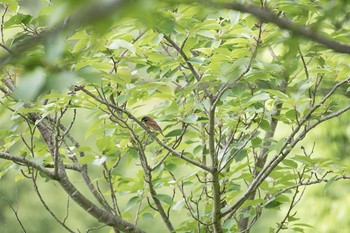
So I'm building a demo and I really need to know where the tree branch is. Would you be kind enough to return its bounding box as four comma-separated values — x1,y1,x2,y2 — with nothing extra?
223,2,350,54
31,172,76,233
0,152,55,178
209,98,223,233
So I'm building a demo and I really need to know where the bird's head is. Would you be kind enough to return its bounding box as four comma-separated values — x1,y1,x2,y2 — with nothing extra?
141,116,150,122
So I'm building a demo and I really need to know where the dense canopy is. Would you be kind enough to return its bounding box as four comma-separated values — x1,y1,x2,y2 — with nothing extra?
1,1,350,232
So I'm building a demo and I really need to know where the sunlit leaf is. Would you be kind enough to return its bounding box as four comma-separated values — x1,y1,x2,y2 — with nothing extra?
172,199,185,210
108,39,136,53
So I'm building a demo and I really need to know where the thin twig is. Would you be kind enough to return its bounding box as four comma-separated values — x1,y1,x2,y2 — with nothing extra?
2,195,27,233
0,3,12,54
31,172,76,233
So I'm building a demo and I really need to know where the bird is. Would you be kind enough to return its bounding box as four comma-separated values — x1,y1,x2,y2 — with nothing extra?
141,116,164,136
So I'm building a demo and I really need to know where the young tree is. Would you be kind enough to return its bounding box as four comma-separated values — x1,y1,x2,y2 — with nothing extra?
1,0,350,232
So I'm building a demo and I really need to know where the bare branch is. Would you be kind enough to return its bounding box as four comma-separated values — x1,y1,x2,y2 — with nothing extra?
31,173,76,233
0,3,12,54
102,161,121,216
132,136,175,232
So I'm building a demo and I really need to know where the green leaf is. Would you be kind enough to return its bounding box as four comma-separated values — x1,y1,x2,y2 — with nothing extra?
196,30,216,39
193,145,202,155
157,13,175,34
266,89,289,100
155,194,173,205
142,212,154,220
172,199,185,210
125,196,140,212
92,156,107,166
77,66,101,83
4,13,32,28
291,227,305,232
251,137,262,148
264,200,282,209
265,195,290,209
293,155,314,166
233,149,248,162
282,159,298,169
288,215,300,222
152,33,164,45
324,175,337,193
183,114,198,124
260,119,271,131
271,138,285,153
249,92,270,103
116,93,131,105
294,223,313,228
226,182,241,192
166,129,183,137
223,219,235,230
125,148,138,159
108,39,135,53
1,0,18,11
72,38,90,52
78,154,96,165
241,198,264,208
96,136,114,152
187,57,206,64
228,10,240,25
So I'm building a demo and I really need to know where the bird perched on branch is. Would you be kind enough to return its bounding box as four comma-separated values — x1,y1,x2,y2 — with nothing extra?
141,116,164,136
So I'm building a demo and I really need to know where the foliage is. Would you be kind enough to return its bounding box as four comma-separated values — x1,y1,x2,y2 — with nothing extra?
1,0,350,232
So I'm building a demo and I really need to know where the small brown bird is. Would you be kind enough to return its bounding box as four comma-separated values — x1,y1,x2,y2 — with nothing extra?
141,116,164,136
